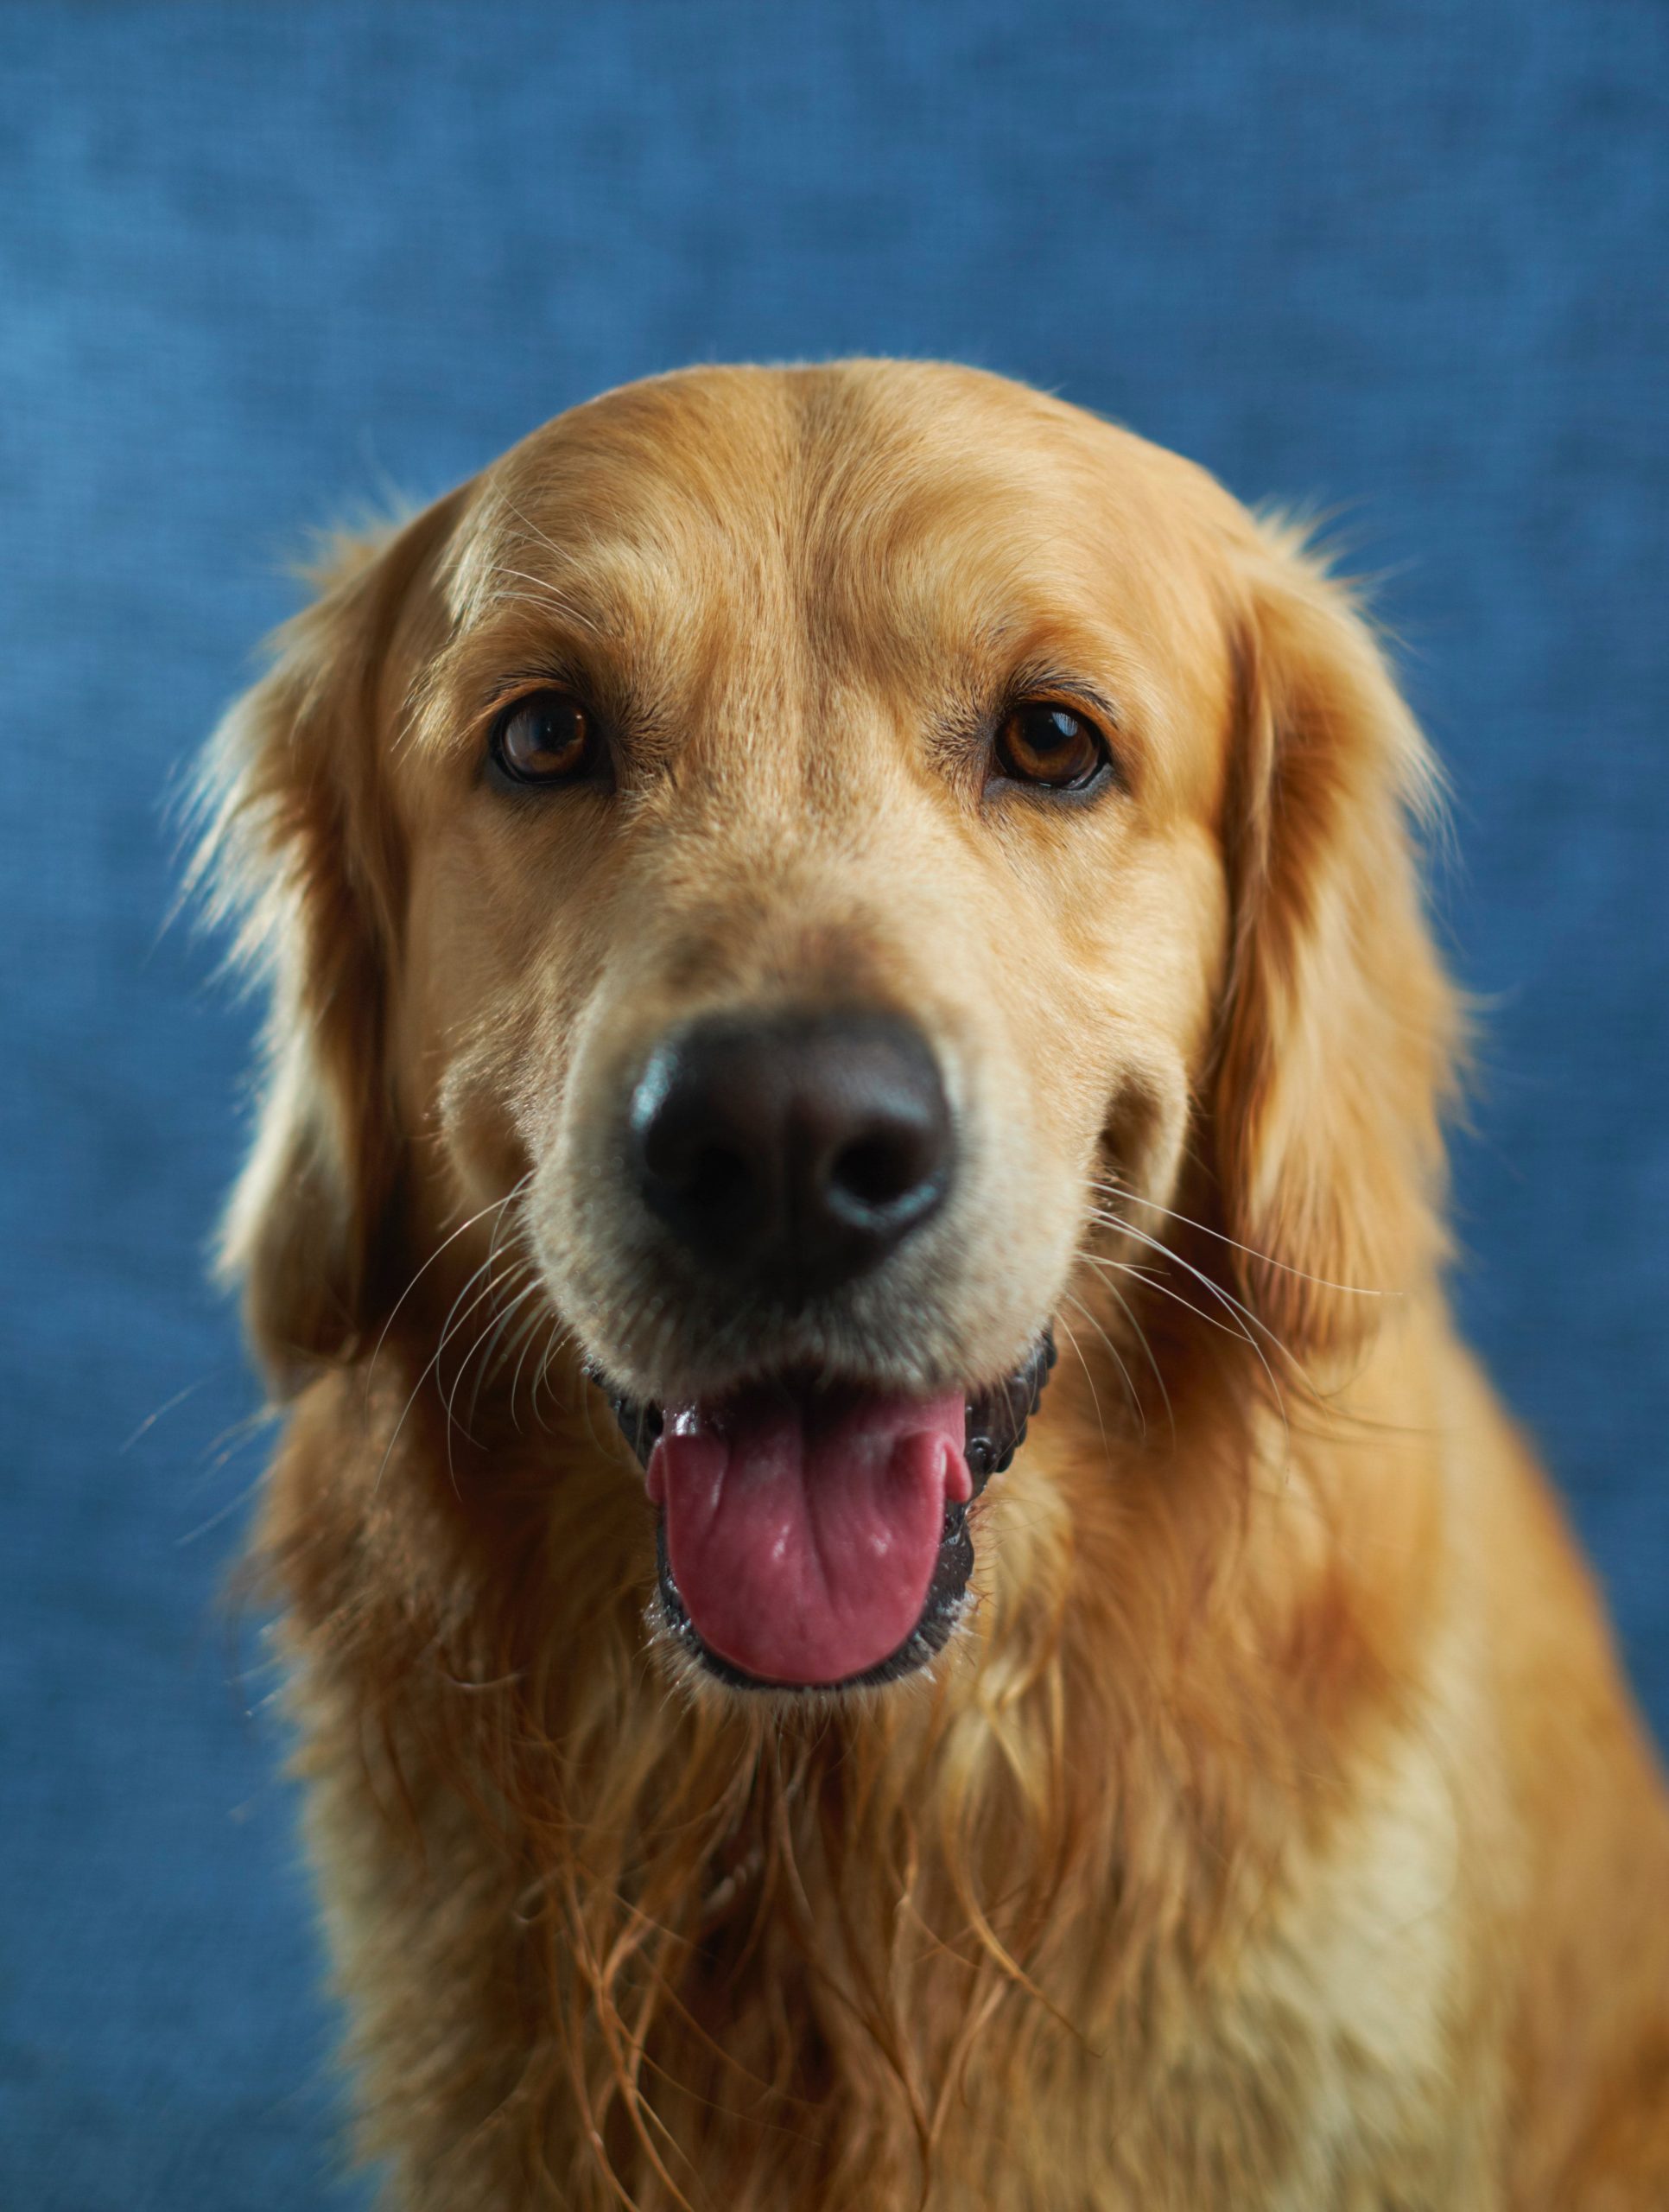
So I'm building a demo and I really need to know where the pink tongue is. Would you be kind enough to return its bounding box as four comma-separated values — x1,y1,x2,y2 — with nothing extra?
647,1384,970,1686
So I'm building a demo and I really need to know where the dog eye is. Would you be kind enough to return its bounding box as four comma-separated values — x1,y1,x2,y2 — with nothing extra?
489,690,599,786
993,702,1112,792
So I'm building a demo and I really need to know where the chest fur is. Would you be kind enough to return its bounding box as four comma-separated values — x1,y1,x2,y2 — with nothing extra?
295,1646,1499,2212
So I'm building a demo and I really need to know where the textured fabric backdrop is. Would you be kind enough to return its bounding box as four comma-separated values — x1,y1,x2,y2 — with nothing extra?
2,3,1665,2203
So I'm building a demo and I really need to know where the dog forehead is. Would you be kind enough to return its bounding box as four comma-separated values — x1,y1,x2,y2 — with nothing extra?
428,364,1238,812
465,364,1222,622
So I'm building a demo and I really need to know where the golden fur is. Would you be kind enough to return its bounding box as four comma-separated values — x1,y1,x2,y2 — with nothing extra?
197,361,1669,2209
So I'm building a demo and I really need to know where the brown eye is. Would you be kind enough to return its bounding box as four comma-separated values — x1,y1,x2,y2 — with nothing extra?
489,690,599,786
993,702,1113,792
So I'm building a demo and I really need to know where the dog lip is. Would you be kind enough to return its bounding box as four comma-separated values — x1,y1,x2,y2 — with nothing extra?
599,1329,1057,1693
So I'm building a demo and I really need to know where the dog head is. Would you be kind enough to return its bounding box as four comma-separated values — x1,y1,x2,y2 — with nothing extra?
200,361,1456,1692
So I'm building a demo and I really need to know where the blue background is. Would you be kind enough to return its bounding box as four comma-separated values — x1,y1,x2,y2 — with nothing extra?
2,3,1665,2203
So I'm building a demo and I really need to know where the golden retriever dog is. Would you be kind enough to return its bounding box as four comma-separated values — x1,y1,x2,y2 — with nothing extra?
197,361,1669,2209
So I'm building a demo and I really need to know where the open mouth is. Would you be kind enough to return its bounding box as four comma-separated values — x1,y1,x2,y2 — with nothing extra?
604,1331,1056,1692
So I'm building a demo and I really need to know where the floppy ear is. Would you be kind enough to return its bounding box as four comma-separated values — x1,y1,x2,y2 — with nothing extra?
192,495,462,1393
1209,523,1462,1365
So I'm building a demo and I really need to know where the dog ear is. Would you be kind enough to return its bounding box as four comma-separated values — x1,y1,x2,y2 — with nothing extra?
1209,523,1462,1366
193,493,463,1393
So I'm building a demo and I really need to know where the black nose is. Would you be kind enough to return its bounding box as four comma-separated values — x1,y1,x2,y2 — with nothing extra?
629,1009,954,1296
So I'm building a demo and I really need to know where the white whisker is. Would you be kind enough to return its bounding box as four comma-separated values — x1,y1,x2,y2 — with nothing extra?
441,1253,536,1468
1077,1262,1175,1447
1081,1201,1297,1461
365,1173,535,1408
1058,1286,1144,1447
1052,1308,1111,1478
1087,1175,1389,1300
465,1272,543,1433
1086,1206,1302,1372
376,1238,524,1497
532,1314,575,1433
437,1192,545,1478
505,1300,558,1434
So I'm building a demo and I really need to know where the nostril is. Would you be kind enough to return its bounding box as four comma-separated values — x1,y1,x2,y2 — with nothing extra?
828,1130,937,1216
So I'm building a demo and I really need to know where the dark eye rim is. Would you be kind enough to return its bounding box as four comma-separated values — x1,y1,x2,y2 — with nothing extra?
484,684,611,791
987,695,1123,800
